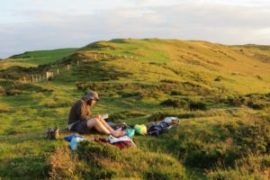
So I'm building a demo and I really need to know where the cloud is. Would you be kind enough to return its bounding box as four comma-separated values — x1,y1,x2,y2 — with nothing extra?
0,0,270,58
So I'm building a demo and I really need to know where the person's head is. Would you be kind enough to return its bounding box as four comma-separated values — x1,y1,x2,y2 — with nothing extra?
81,90,99,107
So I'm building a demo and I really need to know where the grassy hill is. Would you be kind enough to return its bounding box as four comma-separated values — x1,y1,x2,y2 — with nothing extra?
0,39,270,179
0,48,77,69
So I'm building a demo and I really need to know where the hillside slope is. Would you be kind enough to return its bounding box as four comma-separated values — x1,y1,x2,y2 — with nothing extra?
0,39,270,179
60,39,270,94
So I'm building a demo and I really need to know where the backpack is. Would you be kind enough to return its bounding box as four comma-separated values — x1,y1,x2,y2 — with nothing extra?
147,121,172,136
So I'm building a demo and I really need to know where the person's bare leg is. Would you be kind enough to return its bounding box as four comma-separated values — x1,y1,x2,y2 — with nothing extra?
87,118,125,137
97,117,115,132
87,118,110,135
98,117,126,136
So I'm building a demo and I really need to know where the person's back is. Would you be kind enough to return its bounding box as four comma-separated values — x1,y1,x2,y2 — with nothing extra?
68,99,91,126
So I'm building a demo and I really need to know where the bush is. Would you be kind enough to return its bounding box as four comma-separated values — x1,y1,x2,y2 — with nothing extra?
179,141,227,168
160,79,179,84
140,114,270,170
247,100,267,110
0,86,5,95
6,89,22,96
160,99,189,108
161,98,208,110
48,147,77,180
168,117,270,169
144,168,184,180
17,83,44,91
76,141,186,179
121,92,141,98
224,96,246,107
189,101,208,110
214,76,223,81
207,154,270,180
0,80,51,95
78,141,121,161
170,90,183,96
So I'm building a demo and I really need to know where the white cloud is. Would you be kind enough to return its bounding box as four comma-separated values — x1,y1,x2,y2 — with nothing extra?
0,0,270,58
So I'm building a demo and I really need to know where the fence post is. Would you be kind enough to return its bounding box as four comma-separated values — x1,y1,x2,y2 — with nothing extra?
46,71,54,80
23,76,27,83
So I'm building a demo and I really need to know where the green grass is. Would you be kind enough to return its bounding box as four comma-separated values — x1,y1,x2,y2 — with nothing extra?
0,38,270,179
0,48,77,70
9,48,78,65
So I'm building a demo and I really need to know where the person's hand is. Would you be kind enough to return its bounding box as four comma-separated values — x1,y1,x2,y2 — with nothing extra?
96,114,101,120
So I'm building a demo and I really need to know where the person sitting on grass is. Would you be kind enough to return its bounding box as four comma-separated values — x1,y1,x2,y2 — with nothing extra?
68,90,125,137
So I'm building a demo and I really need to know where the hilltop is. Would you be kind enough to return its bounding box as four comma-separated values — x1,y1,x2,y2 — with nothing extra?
0,48,77,69
2,39,270,93
0,39,269,179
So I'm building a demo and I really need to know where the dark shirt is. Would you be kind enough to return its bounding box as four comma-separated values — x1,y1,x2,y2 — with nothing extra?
68,99,92,125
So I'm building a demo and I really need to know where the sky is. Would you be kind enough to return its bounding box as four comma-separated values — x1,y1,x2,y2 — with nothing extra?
1,0,270,58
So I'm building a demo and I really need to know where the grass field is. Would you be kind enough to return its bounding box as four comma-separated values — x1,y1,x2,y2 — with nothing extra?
0,38,270,179
0,48,77,70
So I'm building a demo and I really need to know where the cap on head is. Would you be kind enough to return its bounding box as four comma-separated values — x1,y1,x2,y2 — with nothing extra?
82,90,99,101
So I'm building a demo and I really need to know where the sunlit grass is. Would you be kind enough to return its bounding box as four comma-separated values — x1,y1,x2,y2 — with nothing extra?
0,38,270,179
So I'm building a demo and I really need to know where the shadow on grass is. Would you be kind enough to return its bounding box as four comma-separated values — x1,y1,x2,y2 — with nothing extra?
0,155,48,179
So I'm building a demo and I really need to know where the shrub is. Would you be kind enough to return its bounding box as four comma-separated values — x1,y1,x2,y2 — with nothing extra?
170,90,183,96
121,92,141,98
207,154,270,180
161,98,208,110
6,89,22,96
75,60,132,81
17,83,50,92
247,100,267,110
160,79,179,84
76,141,186,179
48,147,77,180
238,93,270,110
189,101,208,110
220,93,270,109
144,168,184,180
160,99,189,108
171,117,270,169
178,141,227,168
77,141,121,162
0,86,5,95
223,96,246,107
0,80,50,95
142,114,270,170
214,76,222,81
